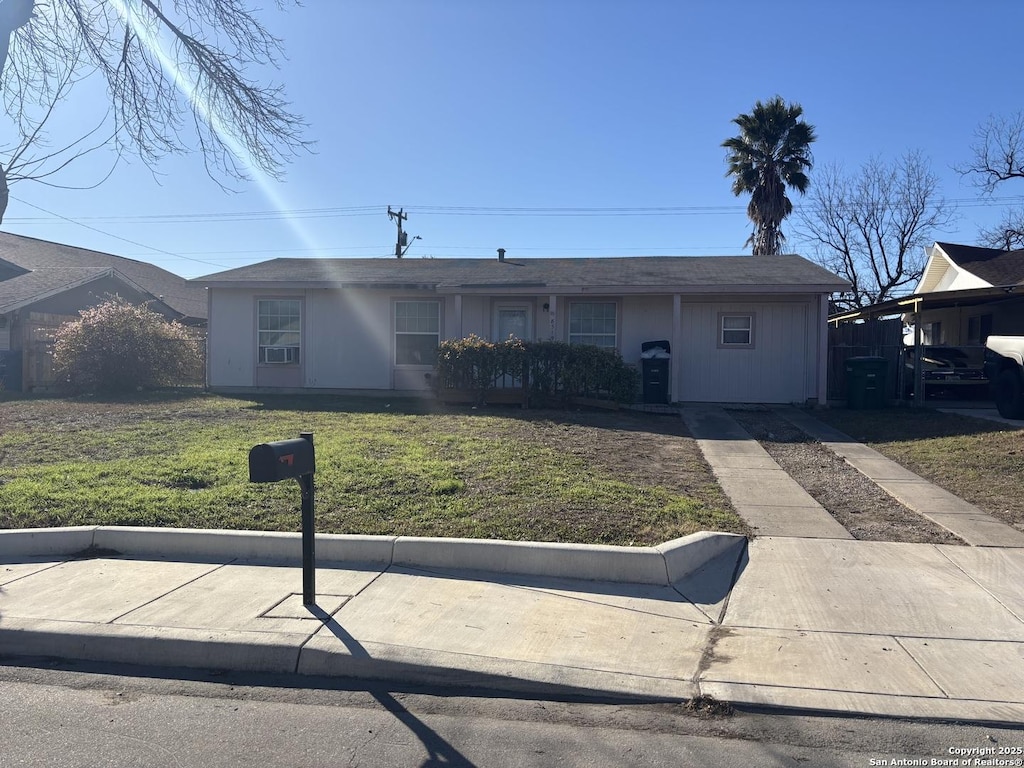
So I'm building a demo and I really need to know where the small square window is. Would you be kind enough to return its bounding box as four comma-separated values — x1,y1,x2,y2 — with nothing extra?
720,314,753,347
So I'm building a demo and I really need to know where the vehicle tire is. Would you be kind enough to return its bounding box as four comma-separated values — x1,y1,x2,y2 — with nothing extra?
994,368,1024,419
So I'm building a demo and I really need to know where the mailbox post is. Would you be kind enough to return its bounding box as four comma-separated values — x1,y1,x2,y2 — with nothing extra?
248,432,317,605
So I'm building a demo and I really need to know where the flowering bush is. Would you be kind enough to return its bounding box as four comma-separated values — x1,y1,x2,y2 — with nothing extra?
52,297,205,393
436,335,638,404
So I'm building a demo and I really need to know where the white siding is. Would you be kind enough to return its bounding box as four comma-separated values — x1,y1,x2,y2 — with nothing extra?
305,288,391,389
934,265,990,291
677,300,813,403
208,287,825,401
620,295,674,363
456,296,488,339
208,289,256,387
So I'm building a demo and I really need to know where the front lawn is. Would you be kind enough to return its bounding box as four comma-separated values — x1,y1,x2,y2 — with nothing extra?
0,393,743,545
810,406,1024,531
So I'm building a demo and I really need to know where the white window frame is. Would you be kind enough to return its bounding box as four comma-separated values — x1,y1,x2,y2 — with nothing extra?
395,299,441,367
257,298,302,365
568,301,618,349
718,313,755,348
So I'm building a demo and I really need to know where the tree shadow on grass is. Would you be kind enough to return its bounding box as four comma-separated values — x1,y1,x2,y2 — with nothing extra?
235,393,693,438
809,405,1021,442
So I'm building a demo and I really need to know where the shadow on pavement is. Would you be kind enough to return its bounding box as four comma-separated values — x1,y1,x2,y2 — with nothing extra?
309,604,474,766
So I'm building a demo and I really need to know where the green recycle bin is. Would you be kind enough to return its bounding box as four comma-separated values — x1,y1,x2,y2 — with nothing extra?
845,356,889,409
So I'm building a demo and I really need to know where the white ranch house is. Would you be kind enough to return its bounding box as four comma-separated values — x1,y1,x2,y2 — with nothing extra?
196,253,847,404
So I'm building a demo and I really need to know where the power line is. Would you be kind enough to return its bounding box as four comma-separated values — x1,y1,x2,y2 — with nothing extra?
5,195,1022,226
8,196,230,270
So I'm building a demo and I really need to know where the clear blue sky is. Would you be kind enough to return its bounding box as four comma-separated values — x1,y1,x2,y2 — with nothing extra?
3,0,1023,279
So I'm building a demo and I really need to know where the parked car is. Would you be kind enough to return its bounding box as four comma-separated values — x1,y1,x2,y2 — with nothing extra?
903,346,987,398
984,336,1024,419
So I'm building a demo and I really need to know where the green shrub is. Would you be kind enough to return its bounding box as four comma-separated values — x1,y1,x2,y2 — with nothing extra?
52,297,204,394
436,336,639,404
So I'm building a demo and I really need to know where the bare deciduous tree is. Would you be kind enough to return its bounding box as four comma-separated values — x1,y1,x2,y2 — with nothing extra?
959,112,1024,191
977,207,1024,251
797,152,955,312
959,113,1024,251
0,0,310,222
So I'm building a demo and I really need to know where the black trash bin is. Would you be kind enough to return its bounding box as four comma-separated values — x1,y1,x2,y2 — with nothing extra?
641,340,671,404
845,356,888,409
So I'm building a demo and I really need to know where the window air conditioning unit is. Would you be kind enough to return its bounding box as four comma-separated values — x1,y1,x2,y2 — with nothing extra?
264,347,291,364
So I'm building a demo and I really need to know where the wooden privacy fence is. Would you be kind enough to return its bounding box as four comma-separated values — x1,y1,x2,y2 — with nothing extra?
23,312,74,392
828,318,904,402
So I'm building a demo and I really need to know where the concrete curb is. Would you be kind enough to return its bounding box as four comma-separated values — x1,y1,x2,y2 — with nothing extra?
0,526,746,586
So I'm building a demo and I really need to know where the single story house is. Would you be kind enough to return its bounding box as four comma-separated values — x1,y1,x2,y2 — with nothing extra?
196,252,848,404
0,232,207,390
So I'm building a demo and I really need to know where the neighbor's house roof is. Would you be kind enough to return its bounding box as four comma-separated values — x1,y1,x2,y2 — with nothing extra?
830,241,1024,323
917,241,1024,293
196,254,849,294
0,232,206,320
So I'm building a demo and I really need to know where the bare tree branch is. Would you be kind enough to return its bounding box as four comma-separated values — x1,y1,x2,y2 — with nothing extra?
797,152,956,312
958,112,1024,193
0,0,311,222
977,207,1024,251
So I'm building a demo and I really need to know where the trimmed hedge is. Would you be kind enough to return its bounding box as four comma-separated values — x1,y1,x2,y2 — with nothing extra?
436,335,639,404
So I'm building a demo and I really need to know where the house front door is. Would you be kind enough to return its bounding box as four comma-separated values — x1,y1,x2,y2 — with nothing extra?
494,305,531,342
493,304,531,387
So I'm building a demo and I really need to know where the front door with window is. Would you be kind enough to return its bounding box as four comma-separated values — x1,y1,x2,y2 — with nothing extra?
494,305,531,342
493,303,532,387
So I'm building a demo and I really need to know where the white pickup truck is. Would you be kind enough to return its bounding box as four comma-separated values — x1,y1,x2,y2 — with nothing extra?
984,336,1024,419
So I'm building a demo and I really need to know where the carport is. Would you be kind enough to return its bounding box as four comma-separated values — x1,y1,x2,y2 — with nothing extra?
829,284,1024,405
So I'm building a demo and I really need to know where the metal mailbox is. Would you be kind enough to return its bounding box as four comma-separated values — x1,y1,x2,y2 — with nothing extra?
249,437,315,483
247,432,317,605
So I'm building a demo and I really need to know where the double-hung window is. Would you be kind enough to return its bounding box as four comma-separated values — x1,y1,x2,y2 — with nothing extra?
569,302,617,348
395,300,440,365
720,314,754,347
258,299,301,364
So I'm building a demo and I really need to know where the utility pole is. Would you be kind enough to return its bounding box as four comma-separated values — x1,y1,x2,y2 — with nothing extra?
387,206,421,258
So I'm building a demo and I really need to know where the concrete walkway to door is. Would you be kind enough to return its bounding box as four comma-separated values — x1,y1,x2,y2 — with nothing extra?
680,406,852,539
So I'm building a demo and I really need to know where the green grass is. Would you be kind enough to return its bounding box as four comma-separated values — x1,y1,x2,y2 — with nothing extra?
0,392,743,545
809,406,1024,530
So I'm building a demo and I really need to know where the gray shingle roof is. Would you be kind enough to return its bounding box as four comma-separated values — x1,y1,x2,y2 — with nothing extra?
936,241,1024,286
0,232,207,319
196,254,848,292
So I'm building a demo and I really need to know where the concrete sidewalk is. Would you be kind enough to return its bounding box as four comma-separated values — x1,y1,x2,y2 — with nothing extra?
2,526,1023,724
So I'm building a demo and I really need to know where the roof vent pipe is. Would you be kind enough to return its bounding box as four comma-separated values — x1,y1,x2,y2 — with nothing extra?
497,248,506,262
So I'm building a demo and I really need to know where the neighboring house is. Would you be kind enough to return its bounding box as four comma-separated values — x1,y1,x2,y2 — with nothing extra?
908,242,1024,345
197,252,848,404
0,232,207,391
826,242,1024,402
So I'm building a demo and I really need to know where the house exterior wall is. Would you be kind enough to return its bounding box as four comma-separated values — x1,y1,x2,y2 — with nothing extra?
208,288,259,387
933,265,989,292
207,287,825,403
913,298,1024,346
21,277,158,319
620,295,674,362
676,297,816,403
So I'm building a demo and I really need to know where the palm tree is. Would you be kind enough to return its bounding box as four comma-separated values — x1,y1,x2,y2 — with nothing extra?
723,97,816,255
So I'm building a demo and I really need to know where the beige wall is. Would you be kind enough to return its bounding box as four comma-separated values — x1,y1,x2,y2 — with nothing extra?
676,298,815,404
207,287,825,402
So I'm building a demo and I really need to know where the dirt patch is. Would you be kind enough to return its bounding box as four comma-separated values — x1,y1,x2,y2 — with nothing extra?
472,408,733,501
728,409,963,545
